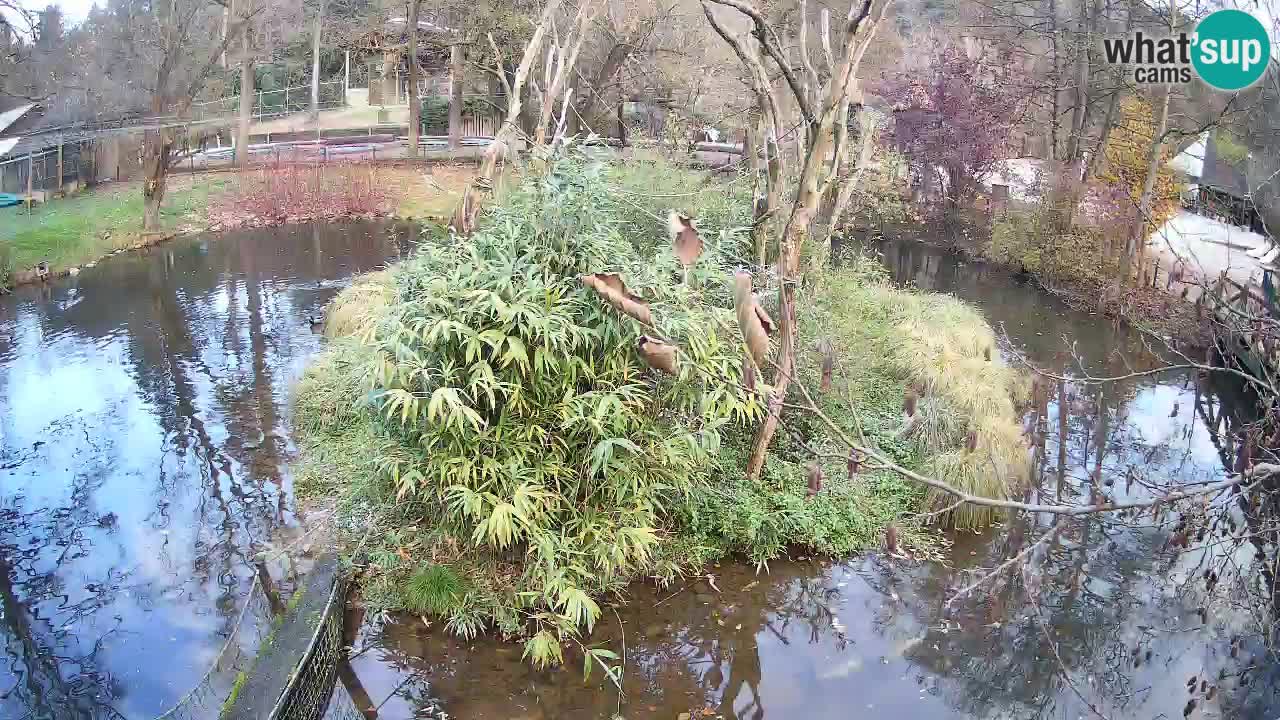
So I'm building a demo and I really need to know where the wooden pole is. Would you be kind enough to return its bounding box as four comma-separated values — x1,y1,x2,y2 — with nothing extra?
448,43,464,150
26,153,33,212
56,143,63,196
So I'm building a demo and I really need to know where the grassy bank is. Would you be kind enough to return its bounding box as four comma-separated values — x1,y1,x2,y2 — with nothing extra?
0,175,233,283
0,164,472,289
292,152,1029,666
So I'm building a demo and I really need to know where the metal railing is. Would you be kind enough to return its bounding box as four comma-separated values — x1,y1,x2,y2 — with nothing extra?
151,576,275,720
189,80,348,122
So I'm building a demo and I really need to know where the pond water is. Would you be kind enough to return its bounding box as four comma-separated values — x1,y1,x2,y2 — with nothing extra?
2,224,1276,720
0,221,413,719
343,238,1279,720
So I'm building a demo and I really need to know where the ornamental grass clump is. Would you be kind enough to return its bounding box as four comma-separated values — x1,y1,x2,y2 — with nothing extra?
807,257,1031,530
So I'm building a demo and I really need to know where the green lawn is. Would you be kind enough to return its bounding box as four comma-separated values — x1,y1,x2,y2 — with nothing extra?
1,175,231,280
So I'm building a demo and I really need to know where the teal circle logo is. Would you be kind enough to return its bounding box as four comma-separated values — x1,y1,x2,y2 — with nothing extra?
1192,9,1271,91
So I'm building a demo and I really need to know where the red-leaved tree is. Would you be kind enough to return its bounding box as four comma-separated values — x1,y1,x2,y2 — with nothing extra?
878,44,1027,208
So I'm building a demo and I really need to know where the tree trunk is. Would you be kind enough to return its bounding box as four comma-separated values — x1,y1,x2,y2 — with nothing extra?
454,1,562,234
407,0,421,157
1047,0,1061,161
534,0,595,147
448,43,464,150
576,42,635,135
1126,76,1171,279
380,51,397,107
1082,87,1119,182
1063,4,1090,166
235,46,254,167
740,0,890,480
142,128,171,232
745,111,766,266
309,0,326,122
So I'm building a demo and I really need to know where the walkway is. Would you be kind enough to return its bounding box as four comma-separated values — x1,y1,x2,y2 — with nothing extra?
1149,210,1273,299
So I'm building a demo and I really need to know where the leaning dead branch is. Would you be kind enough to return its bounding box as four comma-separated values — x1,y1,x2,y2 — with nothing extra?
453,0,562,236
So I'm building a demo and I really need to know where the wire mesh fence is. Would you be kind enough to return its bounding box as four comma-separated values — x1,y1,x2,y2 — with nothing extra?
0,142,89,196
150,577,275,720
267,570,349,720
144,560,349,720
190,81,348,122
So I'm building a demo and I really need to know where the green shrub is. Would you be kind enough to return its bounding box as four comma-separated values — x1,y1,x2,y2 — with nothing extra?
989,208,1115,289
294,150,1031,665
363,151,761,665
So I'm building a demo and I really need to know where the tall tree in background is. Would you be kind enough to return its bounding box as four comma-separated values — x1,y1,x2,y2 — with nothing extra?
309,0,327,121
124,0,258,229
406,0,421,155
448,37,462,149
235,0,255,167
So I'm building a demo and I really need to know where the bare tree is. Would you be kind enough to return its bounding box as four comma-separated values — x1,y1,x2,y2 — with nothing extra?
448,39,463,149
702,0,892,479
309,0,327,121
532,0,598,146
234,0,255,168
407,0,422,155
454,0,563,235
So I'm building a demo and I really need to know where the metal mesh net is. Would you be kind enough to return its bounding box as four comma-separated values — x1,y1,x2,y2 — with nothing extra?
150,563,349,720
268,574,349,720
152,577,274,720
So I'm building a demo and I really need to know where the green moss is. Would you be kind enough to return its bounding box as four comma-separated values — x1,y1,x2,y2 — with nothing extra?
220,671,248,718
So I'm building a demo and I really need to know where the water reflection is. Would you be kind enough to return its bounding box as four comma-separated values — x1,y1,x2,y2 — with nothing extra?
347,237,1278,719
0,221,411,719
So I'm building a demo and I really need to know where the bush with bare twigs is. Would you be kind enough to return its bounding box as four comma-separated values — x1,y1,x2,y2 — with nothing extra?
211,164,392,228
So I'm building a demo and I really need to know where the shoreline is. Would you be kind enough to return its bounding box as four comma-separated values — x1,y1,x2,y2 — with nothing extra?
2,164,470,293
862,224,1214,348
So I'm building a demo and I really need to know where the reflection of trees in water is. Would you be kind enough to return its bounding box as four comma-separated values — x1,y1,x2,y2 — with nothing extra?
1190,371,1280,715
619,572,850,719
888,510,1171,719
860,236,1280,716
0,473,127,719
0,222,408,716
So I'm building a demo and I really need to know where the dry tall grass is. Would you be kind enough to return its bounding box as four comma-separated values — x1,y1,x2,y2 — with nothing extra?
210,164,392,228
878,286,1031,528
324,270,395,341
813,260,1032,530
